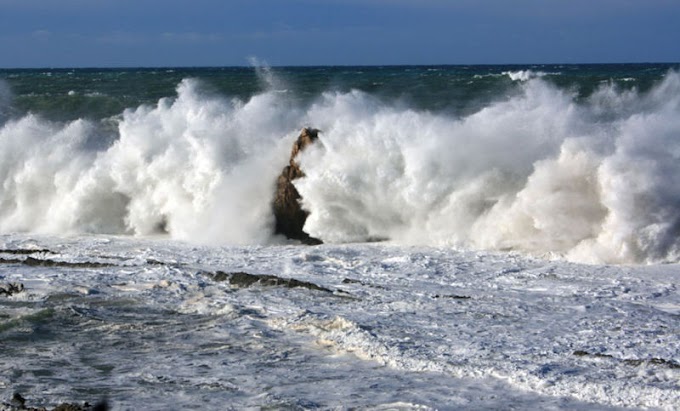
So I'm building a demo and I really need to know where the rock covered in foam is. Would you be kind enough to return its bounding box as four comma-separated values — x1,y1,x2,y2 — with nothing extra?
273,128,322,244
1,392,108,411
0,282,24,297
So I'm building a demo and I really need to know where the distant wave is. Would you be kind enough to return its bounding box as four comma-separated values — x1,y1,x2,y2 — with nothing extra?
472,70,558,81
503,70,559,81
1,71,680,264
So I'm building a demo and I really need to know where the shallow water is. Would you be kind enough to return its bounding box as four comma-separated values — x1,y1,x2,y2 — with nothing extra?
1,234,678,409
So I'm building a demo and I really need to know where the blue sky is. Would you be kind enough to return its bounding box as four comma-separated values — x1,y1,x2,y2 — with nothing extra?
1,0,679,67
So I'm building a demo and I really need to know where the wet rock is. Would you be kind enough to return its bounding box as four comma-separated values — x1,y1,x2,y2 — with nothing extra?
210,271,230,282
273,127,322,245
0,257,113,269
0,282,24,297
52,404,86,411
206,270,331,292
205,271,357,297
0,249,55,256
54,401,108,411
1,393,107,411
433,294,472,300
10,393,26,408
624,357,680,369
572,350,680,369
572,350,613,359
229,271,332,293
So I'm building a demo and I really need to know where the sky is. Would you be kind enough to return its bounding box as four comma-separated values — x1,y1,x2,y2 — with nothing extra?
0,0,679,68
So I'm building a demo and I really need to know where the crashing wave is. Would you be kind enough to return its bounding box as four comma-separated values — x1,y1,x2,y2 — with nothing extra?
1,71,680,264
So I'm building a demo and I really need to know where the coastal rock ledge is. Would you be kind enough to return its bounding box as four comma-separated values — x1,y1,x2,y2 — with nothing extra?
273,127,322,245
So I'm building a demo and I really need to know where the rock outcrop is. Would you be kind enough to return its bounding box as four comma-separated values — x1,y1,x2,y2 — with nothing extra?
1,392,108,411
208,270,332,293
0,282,24,297
273,128,322,244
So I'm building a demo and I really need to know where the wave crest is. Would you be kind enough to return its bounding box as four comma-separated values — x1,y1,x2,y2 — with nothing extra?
504,70,551,81
297,72,680,264
0,79,296,244
1,72,680,263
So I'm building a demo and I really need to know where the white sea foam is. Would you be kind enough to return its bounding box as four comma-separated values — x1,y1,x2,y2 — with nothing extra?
249,56,288,92
1,71,680,263
297,72,680,264
2,234,677,409
504,70,548,81
0,78,296,244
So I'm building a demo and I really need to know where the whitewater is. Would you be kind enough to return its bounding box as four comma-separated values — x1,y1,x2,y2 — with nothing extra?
2,67,680,263
0,65,679,409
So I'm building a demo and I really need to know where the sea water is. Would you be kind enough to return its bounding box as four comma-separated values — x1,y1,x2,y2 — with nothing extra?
0,64,679,409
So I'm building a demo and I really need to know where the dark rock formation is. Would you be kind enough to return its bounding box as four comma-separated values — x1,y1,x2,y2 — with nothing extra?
0,257,113,269
208,270,332,293
273,127,322,245
572,350,680,369
432,294,472,300
2,393,107,411
0,282,24,297
0,249,55,255
229,271,331,292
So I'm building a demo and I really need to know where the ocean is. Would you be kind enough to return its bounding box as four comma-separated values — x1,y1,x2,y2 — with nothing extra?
0,64,679,410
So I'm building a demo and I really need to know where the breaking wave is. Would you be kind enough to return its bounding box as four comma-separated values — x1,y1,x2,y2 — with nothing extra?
504,70,551,81
0,79,296,244
1,71,680,264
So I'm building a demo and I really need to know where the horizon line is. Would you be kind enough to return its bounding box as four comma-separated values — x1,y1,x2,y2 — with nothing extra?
1,61,679,71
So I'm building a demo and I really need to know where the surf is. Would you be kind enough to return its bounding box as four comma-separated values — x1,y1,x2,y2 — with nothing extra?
0,69,679,264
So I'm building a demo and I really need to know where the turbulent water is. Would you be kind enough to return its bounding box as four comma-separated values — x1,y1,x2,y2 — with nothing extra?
1,235,679,410
1,64,680,409
1,64,680,263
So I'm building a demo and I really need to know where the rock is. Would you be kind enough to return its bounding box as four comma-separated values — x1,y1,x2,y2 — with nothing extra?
52,404,86,411
0,249,55,255
0,257,112,269
210,271,230,282
10,393,26,408
206,270,356,297
1,393,107,411
273,127,322,245
572,350,680,369
227,271,332,293
0,283,24,297
432,294,472,300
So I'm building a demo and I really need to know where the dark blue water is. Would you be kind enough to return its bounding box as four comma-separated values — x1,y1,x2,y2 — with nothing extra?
1,64,676,122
